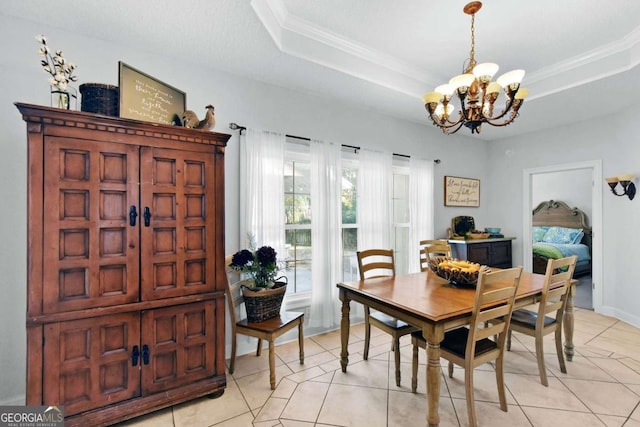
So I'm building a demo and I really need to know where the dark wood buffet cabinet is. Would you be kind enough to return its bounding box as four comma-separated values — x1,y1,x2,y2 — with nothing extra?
448,237,514,269
16,103,230,426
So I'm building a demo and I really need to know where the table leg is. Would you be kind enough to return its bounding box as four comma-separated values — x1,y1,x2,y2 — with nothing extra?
425,325,444,427
340,289,351,372
563,283,575,361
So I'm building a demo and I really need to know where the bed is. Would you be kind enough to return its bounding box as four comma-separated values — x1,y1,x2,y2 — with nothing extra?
532,200,592,277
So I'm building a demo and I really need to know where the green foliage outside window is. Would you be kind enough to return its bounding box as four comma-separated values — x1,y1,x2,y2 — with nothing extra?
342,168,357,224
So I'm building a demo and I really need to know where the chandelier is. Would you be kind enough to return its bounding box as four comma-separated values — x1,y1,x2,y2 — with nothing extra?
422,1,529,135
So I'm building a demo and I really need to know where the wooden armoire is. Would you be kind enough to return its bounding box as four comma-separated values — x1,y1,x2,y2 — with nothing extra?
16,103,229,426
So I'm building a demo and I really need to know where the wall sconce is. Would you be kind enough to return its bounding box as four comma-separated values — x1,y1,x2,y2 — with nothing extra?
605,174,636,200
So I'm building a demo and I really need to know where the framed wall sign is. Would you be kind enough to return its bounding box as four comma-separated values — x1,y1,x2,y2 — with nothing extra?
444,176,480,207
118,61,186,125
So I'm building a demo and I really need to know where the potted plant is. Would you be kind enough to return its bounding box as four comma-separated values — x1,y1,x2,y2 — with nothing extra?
229,241,287,322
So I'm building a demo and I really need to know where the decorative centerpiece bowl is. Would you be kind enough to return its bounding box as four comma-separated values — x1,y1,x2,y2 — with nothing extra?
428,256,489,286
467,231,490,239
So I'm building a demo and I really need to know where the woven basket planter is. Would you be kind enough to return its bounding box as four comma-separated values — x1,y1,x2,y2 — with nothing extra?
241,279,287,322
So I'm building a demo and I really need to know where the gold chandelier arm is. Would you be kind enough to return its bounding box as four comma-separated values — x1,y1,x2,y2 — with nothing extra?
426,108,464,128
443,111,465,126
428,114,464,129
428,113,465,134
420,2,527,135
482,101,524,127
480,89,521,121
440,122,465,134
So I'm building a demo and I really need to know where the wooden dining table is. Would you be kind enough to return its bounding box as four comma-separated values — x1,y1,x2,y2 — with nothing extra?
337,270,576,427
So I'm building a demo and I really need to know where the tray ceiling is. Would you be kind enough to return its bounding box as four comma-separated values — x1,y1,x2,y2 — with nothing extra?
4,0,640,140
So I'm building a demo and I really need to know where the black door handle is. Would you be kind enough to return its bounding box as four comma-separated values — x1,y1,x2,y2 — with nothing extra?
142,344,150,365
131,345,140,366
129,206,138,226
143,207,151,227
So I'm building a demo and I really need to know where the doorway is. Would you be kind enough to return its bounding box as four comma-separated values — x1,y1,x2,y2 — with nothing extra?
522,160,603,312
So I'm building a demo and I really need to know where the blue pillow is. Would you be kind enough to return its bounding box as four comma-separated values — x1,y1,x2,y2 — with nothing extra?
542,226,582,244
571,230,584,244
532,226,549,243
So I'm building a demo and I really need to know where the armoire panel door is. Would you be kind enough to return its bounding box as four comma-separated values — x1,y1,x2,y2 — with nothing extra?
140,301,216,394
42,138,140,313
139,147,216,300
43,313,141,416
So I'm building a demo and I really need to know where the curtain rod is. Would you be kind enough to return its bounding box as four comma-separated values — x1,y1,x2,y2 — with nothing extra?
286,133,361,153
393,153,441,164
228,123,440,163
228,122,246,133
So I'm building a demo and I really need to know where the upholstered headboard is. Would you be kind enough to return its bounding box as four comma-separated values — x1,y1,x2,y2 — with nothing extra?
532,200,592,249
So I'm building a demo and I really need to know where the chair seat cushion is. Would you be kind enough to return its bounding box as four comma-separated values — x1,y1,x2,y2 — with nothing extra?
510,309,556,328
411,330,424,341
370,311,413,330
442,328,498,357
412,328,497,358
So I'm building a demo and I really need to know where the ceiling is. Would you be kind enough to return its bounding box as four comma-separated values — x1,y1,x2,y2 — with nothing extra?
5,0,640,140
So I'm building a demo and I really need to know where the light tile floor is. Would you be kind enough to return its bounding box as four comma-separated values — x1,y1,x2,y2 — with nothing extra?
120,308,640,426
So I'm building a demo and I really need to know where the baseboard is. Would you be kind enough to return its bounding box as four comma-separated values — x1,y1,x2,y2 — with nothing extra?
598,305,640,329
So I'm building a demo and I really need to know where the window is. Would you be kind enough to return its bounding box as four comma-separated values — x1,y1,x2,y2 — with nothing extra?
284,157,312,293
282,148,414,295
392,168,410,274
342,165,358,281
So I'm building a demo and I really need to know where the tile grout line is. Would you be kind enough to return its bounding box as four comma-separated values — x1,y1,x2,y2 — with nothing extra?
226,322,640,427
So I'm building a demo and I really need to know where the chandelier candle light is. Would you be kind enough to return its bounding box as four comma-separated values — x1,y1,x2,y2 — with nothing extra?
423,2,529,134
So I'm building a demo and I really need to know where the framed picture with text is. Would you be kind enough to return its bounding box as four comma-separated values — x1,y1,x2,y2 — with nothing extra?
118,61,186,126
444,176,480,207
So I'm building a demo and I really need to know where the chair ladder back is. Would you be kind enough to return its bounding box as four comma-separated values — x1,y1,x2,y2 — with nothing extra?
466,266,522,357
357,249,395,280
225,255,255,324
419,239,449,247
476,285,520,322
419,250,428,272
538,256,577,323
475,318,506,341
427,244,453,258
419,240,452,271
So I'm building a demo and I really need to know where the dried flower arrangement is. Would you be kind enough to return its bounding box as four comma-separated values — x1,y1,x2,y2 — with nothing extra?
37,35,78,108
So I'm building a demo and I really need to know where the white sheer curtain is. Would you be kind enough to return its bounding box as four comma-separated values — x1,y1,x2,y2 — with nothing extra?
308,139,342,328
239,129,286,257
358,149,392,250
408,158,435,273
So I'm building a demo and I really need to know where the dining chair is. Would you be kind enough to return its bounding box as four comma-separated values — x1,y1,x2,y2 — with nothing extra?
225,255,304,390
507,255,577,386
357,249,419,387
411,266,523,427
419,239,453,271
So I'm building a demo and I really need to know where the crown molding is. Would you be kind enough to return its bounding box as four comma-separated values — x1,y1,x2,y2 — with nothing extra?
531,26,640,82
252,0,640,102
251,0,439,97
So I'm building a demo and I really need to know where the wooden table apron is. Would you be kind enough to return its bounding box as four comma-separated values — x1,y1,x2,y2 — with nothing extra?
337,271,576,427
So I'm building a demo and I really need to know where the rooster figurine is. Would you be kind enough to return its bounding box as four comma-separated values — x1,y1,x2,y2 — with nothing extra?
181,105,216,130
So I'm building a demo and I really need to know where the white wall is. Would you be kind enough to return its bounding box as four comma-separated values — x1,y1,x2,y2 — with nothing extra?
0,14,489,403
533,169,592,221
485,109,640,328
3,10,639,406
